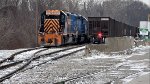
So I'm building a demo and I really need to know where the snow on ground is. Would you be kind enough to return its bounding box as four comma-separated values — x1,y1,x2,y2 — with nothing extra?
121,72,150,84
0,47,65,62
13,49,44,61
0,47,66,78
86,45,150,58
0,48,27,61
13,48,63,61
0,63,23,77
1,45,150,84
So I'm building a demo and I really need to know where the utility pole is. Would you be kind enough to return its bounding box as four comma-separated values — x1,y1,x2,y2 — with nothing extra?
35,0,39,47
148,14,150,38
148,14,150,21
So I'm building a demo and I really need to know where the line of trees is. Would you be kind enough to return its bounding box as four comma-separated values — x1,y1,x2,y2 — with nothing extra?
0,0,150,49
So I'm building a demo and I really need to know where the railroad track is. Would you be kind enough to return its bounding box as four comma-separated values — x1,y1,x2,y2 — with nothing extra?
23,45,85,71
0,47,46,70
0,45,85,82
0,47,42,65
0,48,49,82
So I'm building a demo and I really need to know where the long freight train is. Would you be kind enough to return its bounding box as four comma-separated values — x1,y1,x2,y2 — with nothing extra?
38,10,88,46
38,10,139,46
88,17,139,43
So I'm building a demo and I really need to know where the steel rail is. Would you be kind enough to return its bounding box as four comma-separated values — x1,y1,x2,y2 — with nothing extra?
0,45,85,82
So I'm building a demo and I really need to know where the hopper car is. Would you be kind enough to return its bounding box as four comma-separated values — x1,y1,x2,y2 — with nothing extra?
88,17,139,43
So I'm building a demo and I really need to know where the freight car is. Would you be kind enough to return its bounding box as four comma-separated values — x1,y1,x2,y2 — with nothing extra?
38,10,88,46
88,17,139,43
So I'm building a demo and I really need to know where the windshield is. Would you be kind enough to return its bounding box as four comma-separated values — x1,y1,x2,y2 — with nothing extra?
45,15,60,19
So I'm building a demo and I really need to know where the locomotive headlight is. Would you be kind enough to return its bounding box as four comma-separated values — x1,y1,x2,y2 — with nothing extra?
41,32,45,35
39,32,45,36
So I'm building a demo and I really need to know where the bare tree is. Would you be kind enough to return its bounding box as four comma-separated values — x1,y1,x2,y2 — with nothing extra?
63,0,81,13
0,0,150,49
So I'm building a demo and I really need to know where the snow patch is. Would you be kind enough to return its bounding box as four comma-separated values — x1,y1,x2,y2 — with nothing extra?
131,45,150,51
0,49,26,59
85,45,150,60
85,54,110,60
13,49,41,61
121,72,150,84
53,46,85,56
122,60,149,71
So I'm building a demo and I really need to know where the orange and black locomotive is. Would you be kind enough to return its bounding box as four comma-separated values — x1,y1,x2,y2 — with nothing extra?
38,10,88,46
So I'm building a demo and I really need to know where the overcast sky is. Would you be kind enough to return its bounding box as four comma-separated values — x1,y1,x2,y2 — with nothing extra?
82,0,150,6
139,0,150,6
